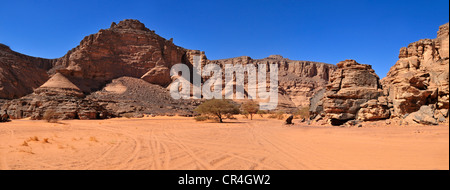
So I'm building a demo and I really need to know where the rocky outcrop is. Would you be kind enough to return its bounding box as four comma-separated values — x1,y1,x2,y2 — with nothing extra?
34,73,85,98
52,19,192,92
87,77,200,117
1,92,110,120
381,22,449,124
321,60,387,125
208,55,336,111
0,44,56,99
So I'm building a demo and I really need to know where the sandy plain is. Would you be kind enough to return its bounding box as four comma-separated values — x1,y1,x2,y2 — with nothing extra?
0,116,448,170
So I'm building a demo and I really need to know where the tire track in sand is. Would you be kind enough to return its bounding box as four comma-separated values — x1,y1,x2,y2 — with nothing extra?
161,126,212,170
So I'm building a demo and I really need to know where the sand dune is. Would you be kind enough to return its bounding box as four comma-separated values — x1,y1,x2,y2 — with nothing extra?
0,116,448,170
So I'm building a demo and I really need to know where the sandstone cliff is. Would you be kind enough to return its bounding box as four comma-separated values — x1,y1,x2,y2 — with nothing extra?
51,19,193,93
0,44,56,99
208,55,336,111
319,60,387,125
381,22,449,123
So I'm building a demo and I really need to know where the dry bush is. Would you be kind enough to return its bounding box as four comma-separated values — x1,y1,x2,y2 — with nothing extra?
241,101,259,120
29,136,39,142
241,110,249,119
194,115,209,121
43,109,59,123
22,141,29,146
294,106,310,119
226,113,237,120
42,138,50,144
257,110,267,118
269,111,285,120
89,136,98,142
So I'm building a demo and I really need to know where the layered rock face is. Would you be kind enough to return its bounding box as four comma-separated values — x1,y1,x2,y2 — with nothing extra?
320,60,388,125
52,19,191,92
1,72,110,120
208,55,336,110
0,44,56,99
381,23,449,122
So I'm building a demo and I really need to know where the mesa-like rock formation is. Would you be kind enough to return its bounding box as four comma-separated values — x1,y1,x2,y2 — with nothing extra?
381,22,449,124
0,44,56,99
318,59,387,125
208,55,336,111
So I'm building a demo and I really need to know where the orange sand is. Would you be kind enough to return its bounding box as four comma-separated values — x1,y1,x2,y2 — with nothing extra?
0,116,448,170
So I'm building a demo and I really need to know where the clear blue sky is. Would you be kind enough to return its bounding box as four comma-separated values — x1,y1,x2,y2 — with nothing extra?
0,0,448,78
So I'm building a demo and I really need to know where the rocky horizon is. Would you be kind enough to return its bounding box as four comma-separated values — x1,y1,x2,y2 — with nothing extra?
1,19,448,125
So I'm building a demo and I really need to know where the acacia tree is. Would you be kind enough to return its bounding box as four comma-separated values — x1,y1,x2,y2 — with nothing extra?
241,101,259,120
194,99,240,123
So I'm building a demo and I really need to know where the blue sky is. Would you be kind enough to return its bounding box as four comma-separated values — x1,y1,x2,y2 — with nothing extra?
0,0,448,78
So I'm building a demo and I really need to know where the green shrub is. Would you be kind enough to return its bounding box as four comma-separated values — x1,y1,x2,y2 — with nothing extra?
194,99,240,123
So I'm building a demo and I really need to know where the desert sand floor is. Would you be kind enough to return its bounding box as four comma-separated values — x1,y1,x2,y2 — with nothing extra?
0,116,448,170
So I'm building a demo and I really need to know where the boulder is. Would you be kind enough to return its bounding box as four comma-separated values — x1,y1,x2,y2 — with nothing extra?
286,115,294,124
404,105,438,125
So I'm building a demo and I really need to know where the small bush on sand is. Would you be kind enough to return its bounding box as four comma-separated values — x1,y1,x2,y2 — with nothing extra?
43,109,58,123
194,115,209,121
257,110,267,118
241,101,259,120
29,136,39,142
226,113,237,120
294,106,310,119
42,138,50,144
269,111,285,120
241,110,249,119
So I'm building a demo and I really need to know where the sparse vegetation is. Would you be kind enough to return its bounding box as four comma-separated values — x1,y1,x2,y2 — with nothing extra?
43,109,58,123
194,99,240,123
257,110,267,118
89,136,98,142
241,110,249,119
225,113,237,120
241,101,259,120
194,115,209,121
22,141,29,146
42,138,50,144
269,111,285,120
29,136,39,142
294,106,310,119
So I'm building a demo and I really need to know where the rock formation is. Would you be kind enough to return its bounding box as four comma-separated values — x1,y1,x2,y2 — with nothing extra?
208,55,336,111
87,76,201,117
320,60,388,125
381,22,449,124
51,19,192,92
1,19,447,123
0,44,56,99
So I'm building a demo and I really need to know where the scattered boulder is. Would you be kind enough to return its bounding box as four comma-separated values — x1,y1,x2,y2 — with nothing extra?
286,115,294,125
404,105,438,125
0,110,10,122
